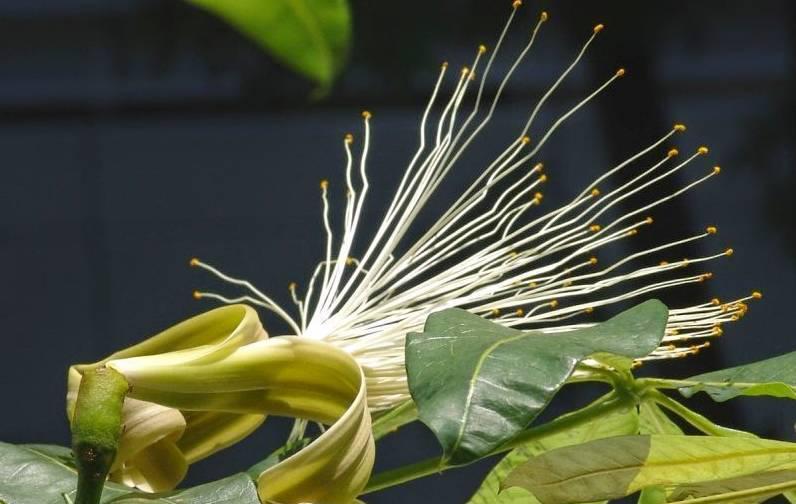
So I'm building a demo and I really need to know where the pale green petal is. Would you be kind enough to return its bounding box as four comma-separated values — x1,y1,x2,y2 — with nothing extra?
111,397,186,472
118,438,188,493
179,411,266,464
256,339,375,504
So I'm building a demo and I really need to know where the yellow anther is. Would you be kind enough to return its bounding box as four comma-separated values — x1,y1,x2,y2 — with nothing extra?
529,282,538,288
512,0,522,8
669,329,680,335
710,297,721,306
478,44,487,54
645,216,654,224
667,148,679,158
627,229,638,236
752,290,763,300
700,272,713,281
589,224,601,232
539,174,548,183
550,300,559,308
509,250,519,258
713,165,721,175
659,260,669,266
681,258,690,266
515,308,525,317
697,146,709,155
320,179,329,190
361,110,372,120
533,162,544,172
584,307,594,314
615,67,626,77
540,11,548,21
673,123,687,132
534,192,544,201
590,187,600,197
593,23,604,33
189,257,200,267
192,290,203,300
563,280,573,287
441,61,449,69
344,133,354,144
589,256,598,265
461,66,470,77
706,226,718,234
730,315,739,321
288,282,297,291
521,135,531,145
713,326,724,336
346,257,355,266
491,308,501,316
725,248,734,256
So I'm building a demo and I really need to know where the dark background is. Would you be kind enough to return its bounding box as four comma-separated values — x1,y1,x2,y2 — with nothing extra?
1,1,794,502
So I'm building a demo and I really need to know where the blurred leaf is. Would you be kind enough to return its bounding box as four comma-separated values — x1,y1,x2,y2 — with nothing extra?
0,442,259,504
185,0,352,89
680,351,796,402
503,435,796,504
468,404,638,504
406,300,667,464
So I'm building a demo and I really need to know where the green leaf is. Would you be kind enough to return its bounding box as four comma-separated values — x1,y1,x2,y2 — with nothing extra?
184,0,351,88
113,474,259,503
0,442,259,504
406,300,667,464
680,351,796,402
503,435,796,504
637,486,667,504
667,469,796,503
638,401,683,435
468,404,638,504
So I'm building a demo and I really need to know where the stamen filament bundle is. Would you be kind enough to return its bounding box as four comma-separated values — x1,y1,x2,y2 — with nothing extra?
193,3,757,410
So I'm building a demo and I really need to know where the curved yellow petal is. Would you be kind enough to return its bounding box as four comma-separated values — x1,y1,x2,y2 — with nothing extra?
66,305,268,493
68,307,375,502
256,340,375,504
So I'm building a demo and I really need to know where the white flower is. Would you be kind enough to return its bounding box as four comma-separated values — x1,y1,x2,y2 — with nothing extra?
191,4,758,411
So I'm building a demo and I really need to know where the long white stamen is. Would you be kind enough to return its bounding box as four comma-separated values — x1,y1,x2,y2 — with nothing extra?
193,6,754,410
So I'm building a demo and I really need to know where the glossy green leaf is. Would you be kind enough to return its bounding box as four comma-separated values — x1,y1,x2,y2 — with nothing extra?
185,0,351,88
406,300,667,464
0,442,259,504
503,435,796,504
468,404,638,504
680,351,796,402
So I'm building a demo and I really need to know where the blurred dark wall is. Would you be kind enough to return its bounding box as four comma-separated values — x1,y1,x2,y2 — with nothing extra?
1,1,794,502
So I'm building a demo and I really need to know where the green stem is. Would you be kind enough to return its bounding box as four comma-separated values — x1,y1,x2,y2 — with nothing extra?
371,400,418,441
649,390,754,438
637,377,698,390
363,391,630,494
71,367,129,504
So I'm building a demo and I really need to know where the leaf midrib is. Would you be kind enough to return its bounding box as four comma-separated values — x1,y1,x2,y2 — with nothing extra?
449,331,535,458
525,446,796,491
